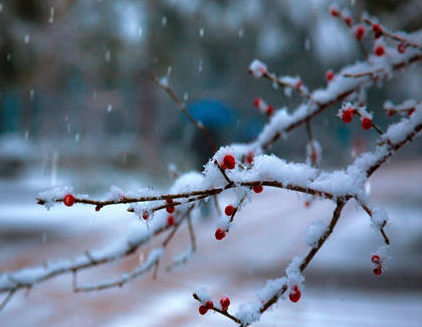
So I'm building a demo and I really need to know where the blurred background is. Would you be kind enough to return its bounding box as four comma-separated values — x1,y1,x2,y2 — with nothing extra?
0,0,421,326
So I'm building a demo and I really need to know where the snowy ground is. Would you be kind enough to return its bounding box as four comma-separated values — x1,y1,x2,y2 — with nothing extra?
0,160,421,326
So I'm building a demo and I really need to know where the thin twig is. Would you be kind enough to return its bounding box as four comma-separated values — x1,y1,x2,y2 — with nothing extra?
151,75,217,153
0,290,15,314
363,17,421,49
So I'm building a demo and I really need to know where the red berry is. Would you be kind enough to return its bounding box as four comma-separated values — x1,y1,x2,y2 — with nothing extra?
220,297,230,311
95,205,102,212
362,118,372,130
63,194,75,207
342,109,354,123
253,98,261,108
296,80,302,89
166,205,175,214
222,154,236,170
266,105,274,116
344,16,352,27
199,305,208,315
372,24,383,38
408,108,415,117
225,205,235,216
304,201,310,208
167,215,175,226
330,8,339,17
289,285,301,303
253,185,263,193
387,110,395,117
373,267,383,275
142,211,149,220
374,45,385,57
371,254,381,264
205,300,213,309
326,70,334,82
397,42,406,54
246,151,254,165
166,198,173,204
215,228,226,240
355,25,365,40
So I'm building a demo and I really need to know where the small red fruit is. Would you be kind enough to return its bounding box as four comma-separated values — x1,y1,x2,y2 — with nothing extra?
304,201,310,208
371,254,381,264
387,110,395,117
215,228,226,240
342,109,354,123
330,8,339,17
326,70,334,82
222,154,236,170
220,297,230,311
166,205,175,214
296,80,302,89
95,205,102,212
225,205,235,216
362,118,372,130
246,151,254,165
253,185,263,193
142,211,149,220
266,105,274,116
373,267,383,275
206,300,214,309
344,16,352,27
166,198,173,204
199,305,208,315
167,215,175,226
253,98,261,108
63,194,75,207
355,25,365,40
397,42,406,54
408,108,415,117
372,24,383,38
374,45,385,57
289,285,301,303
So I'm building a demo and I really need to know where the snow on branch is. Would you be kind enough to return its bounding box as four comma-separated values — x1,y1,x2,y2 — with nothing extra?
2,6,422,325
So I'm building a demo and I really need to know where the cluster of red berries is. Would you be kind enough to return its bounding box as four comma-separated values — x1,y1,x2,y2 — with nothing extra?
221,154,236,170
214,205,235,240
198,300,214,315
166,198,175,214
372,24,383,39
341,107,372,130
371,254,383,275
64,194,75,207
198,297,230,315
289,285,301,303
254,98,274,116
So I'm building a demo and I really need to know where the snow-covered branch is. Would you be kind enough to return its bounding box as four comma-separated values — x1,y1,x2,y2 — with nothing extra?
2,6,422,325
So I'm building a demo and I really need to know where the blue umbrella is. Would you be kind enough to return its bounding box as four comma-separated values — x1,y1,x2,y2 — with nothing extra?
185,100,236,128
